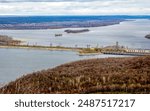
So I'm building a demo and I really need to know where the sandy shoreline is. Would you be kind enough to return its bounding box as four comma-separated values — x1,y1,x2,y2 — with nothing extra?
0,19,124,30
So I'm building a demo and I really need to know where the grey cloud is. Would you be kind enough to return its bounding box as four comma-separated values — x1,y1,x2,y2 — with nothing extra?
0,0,117,3
0,0,97,2
0,0,150,15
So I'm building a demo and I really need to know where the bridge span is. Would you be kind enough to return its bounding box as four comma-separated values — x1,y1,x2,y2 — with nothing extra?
103,48,150,56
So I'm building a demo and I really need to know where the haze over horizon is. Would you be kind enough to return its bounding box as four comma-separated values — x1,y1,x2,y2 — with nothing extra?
0,0,150,15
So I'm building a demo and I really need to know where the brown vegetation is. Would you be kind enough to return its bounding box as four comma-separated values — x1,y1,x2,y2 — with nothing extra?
0,35,21,45
0,56,150,94
79,48,102,54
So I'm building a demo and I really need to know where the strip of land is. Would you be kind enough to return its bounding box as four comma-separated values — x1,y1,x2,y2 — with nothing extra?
0,20,124,30
1,44,150,56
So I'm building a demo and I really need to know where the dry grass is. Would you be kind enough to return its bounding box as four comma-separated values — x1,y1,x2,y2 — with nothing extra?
0,56,150,94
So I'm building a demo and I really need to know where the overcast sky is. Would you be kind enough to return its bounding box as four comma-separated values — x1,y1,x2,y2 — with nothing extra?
0,0,150,15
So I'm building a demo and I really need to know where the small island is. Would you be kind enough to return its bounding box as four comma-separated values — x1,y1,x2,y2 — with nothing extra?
145,34,150,39
64,29,90,33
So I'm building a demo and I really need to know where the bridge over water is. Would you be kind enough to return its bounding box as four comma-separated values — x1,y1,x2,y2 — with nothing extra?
103,48,150,56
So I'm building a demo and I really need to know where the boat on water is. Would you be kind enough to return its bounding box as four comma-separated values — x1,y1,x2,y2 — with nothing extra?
55,34,63,37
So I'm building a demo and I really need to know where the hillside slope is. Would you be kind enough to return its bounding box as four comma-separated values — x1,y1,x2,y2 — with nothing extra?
0,56,150,94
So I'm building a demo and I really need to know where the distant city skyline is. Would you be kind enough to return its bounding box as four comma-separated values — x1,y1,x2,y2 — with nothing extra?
0,0,150,15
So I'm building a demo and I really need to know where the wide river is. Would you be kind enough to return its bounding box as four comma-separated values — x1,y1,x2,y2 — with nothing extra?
0,19,150,84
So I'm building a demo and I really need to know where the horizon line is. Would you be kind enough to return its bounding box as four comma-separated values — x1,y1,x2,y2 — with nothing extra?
0,15,150,17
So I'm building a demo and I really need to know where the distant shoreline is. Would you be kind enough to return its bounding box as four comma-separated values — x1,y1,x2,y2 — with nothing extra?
0,16,127,30
0,15,150,30
0,21,123,30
